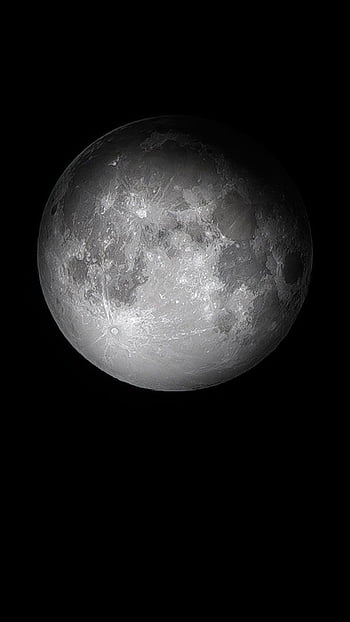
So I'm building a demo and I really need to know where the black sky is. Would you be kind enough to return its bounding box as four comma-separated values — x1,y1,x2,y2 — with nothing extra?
4,6,345,622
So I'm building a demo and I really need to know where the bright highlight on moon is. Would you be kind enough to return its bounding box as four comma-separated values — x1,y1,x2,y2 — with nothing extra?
37,116,312,390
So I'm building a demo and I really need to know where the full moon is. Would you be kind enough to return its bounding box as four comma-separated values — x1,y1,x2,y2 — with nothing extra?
37,116,312,391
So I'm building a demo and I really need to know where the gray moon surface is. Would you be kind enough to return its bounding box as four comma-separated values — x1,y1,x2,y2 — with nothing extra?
37,116,313,391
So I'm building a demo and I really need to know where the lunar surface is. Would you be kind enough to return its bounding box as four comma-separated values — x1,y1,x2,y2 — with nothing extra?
37,116,312,391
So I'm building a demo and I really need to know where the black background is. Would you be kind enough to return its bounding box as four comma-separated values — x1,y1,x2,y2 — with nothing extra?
4,5,346,622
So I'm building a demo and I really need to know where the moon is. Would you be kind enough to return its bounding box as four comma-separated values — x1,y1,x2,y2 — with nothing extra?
37,116,313,391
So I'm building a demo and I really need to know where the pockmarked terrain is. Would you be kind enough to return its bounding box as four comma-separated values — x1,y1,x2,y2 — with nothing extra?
38,116,313,390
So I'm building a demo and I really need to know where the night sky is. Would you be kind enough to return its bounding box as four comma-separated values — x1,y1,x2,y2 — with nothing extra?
4,6,345,622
